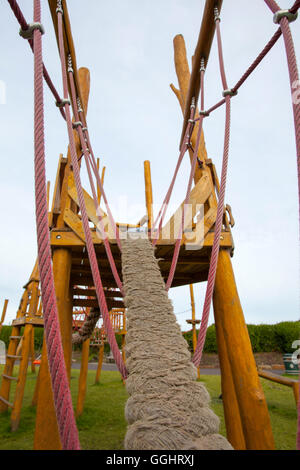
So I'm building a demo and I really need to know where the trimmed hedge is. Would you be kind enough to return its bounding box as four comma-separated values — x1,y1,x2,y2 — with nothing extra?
1,321,299,355
183,321,300,354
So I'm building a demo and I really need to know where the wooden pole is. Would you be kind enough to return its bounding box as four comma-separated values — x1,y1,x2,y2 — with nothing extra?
213,304,246,449
34,66,90,450
0,299,9,333
34,249,73,450
11,324,33,431
95,343,105,384
172,34,274,449
144,161,153,231
214,250,274,449
189,284,200,380
76,338,90,417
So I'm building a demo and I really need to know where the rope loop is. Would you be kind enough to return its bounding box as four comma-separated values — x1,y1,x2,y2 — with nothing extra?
19,22,45,39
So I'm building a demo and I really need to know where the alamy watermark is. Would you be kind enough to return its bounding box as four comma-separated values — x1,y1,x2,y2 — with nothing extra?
291,340,300,365
0,80,6,104
94,201,205,251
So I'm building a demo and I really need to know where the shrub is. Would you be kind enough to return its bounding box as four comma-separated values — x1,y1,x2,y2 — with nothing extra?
274,321,300,354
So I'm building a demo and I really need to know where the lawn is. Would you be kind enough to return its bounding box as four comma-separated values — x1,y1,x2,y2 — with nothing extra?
0,365,298,450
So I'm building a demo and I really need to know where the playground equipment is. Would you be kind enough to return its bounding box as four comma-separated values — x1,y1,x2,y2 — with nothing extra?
1,0,299,451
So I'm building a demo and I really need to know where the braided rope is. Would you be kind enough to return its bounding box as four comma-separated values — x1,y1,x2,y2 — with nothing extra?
67,71,124,294
7,0,66,120
72,308,101,344
264,0,300,451
192,16,231,367
32,0,80,450
56,9,127,379
165,69,205,291
151,107,195,246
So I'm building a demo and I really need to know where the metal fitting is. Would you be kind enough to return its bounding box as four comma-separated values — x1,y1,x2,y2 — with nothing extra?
77,97,83,113
72,121,83,129
214,7,221,22
56,98,70,108
222,88,238,97
190,97,196,109
56,0,63,14
67,55,74,73
273,9,298,24
200,58,205,72
19,22,45,40
82,127,88,132
188,119,195,124
199,110,210,117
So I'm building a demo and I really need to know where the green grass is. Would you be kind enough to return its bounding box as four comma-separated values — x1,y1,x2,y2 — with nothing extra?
0,366,298,450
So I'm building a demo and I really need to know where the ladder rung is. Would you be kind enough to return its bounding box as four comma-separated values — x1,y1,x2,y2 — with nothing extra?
6,355,21,360
2,374,17,381
9,336,22,340
0,396,13,408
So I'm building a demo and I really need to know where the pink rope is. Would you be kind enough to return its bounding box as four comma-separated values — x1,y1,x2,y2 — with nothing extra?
7,0,66,120
56,9,127,379
67,71,124,295
151,107,195,246
264,0,300,451
166,71,205,291
32,0,80,450
192,16,232,367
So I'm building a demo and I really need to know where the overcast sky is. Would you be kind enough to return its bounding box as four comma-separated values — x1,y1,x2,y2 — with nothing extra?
0,0,299,330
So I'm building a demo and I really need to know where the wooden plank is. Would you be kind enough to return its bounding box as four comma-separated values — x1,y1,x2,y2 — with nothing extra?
63,208,86,242
73,299,124,309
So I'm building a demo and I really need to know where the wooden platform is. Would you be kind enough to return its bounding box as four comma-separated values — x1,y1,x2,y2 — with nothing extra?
50,227,233,296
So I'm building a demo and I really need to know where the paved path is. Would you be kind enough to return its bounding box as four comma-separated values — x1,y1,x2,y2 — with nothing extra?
71,362,285,376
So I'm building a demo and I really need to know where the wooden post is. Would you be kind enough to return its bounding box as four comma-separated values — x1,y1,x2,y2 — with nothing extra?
32,365,41,406
0,299,9,333
172,34,274,449
213,305,246,449
30,328,36,374
144,161,153,231
214,250,275,449
11,324,33,431
34,66,90,450
76,338,90,417
189,285,200,380
34,249,73,450
95,343,105,384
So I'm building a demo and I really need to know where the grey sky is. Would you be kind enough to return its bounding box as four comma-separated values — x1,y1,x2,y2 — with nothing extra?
0,0,299,330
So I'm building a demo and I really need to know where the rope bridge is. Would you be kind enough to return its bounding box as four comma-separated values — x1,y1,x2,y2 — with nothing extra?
5,0,300,451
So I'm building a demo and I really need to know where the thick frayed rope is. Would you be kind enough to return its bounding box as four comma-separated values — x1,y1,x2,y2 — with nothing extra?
121,236,232,450
72,308,100,344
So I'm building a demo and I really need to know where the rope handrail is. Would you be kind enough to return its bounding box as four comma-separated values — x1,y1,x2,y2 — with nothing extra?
31,0,80,450
56,6,128,380
7,0,66,120
192,9,231,367
263,0,300,452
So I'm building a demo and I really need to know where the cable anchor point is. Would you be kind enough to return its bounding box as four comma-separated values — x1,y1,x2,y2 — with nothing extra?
56,98,70,108
273,9,298,24
200,58,206,72
19,23,45,40
214,7,221,22
77,97,83,113
67,55,74,74
56,0,63,15
190,97,196,109
222,88,238,97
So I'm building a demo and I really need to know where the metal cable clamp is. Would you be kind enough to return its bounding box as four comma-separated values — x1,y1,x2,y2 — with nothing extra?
72,121,83,129
19,23,45,40
273,9,298,24
56,98,70,108
222,88,238,97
